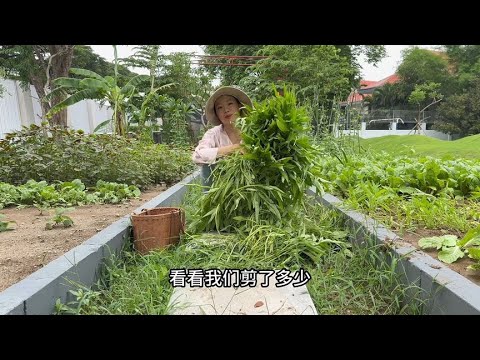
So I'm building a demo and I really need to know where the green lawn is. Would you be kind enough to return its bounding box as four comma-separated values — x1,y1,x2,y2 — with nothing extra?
358,134,480,159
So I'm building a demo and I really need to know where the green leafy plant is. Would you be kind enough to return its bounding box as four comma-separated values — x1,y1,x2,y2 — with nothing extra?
192,87,327,232
93,180,141,204
55,286,102,315
0,214,16,232
46,207,75,230
418,226,480,265
0,182,19,209
55,190,425,315
161,98,195,146
418,235,464,264
315,150,480,234
0,124,194,188
0,177,146,210
458,226,480,270
34,203,51,216
467,248,480,270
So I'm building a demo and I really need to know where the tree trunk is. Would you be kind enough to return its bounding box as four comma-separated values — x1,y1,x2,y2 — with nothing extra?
115,110,126,137
47,45,74,128
416,107,421,134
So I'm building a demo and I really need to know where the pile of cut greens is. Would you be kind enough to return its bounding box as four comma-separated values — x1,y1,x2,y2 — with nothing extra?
191,87,327,233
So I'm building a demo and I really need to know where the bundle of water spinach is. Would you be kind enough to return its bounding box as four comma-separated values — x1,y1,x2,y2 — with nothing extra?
191,88,327,233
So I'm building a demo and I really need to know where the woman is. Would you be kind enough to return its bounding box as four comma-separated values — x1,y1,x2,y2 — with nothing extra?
193,86,252,185
193,86,252,165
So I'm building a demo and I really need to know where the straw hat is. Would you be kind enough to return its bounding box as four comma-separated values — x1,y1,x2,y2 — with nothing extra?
205,86,252,126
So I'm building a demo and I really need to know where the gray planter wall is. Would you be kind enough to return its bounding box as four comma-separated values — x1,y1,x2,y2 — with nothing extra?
0,171,201,315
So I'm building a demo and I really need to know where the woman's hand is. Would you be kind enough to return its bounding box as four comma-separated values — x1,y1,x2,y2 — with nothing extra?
217,144,243,157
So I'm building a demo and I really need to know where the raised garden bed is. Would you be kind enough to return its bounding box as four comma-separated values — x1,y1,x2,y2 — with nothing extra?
310,190,480,315
0,172,199,315
0,184,169,293
2,170,479,314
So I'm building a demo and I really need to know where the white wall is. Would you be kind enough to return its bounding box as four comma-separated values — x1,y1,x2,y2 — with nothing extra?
0,80,23,137
0,79,113,139
337,122,452,140
30,84,43,125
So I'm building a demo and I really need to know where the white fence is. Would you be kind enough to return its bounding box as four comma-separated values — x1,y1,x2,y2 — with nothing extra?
0,79,113,139
335,122,452,140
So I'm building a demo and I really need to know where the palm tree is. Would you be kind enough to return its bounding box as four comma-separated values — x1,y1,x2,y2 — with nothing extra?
369,83,400,109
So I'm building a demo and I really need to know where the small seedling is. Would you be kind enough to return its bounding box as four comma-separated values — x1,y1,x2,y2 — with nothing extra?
46,207,74,230
34,203,50,216
0,214,16,232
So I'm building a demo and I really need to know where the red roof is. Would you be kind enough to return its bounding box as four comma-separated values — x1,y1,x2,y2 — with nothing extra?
360,74,400,90
374,74,400,87
346,92,366,103
342,73,400,105
359,80,377,88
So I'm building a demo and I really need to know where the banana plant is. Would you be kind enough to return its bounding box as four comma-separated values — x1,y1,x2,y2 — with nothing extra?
45,68,149,136
127,84,176,128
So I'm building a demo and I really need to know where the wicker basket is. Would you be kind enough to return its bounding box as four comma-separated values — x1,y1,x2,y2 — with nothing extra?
131,207,185,254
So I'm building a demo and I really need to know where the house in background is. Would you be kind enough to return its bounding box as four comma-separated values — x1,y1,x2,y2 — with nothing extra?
337,73,450,140
341,74,401,110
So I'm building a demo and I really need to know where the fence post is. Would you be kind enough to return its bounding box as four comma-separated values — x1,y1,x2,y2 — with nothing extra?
391,120,397,131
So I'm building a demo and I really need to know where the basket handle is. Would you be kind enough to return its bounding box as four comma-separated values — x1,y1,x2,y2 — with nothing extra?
131,208,149,216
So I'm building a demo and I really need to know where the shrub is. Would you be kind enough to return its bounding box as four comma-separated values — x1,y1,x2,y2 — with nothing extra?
0,124,194,188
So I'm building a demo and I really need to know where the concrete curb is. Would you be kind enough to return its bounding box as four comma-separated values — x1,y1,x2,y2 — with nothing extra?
307,189,480,315
0,171,201,315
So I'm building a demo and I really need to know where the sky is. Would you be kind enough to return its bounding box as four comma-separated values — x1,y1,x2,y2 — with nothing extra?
90,45,440,81
359,45,440,81
90,45,203,75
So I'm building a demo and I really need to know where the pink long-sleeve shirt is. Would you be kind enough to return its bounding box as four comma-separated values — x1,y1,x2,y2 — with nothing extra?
192,125,233,164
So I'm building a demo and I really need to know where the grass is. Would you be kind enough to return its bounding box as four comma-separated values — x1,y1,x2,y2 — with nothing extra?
307,240,426,315
358,134,480,159
55,188,427,315
343,184,480,235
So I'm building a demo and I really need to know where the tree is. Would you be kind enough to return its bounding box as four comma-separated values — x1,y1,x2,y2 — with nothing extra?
0,45,75,127
203,45,386,89
72,45,135,82
202,45,265,85
408,82,443,134
443,45,480,93
251,46,356,104
397,47,453,98
159,52,214,114
110,48,213,138
119,45,168,134
365,83,408,110
119,45,163,91
444,45,480,73
435,77,480,137
0,45,138,126
336,45,386,74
